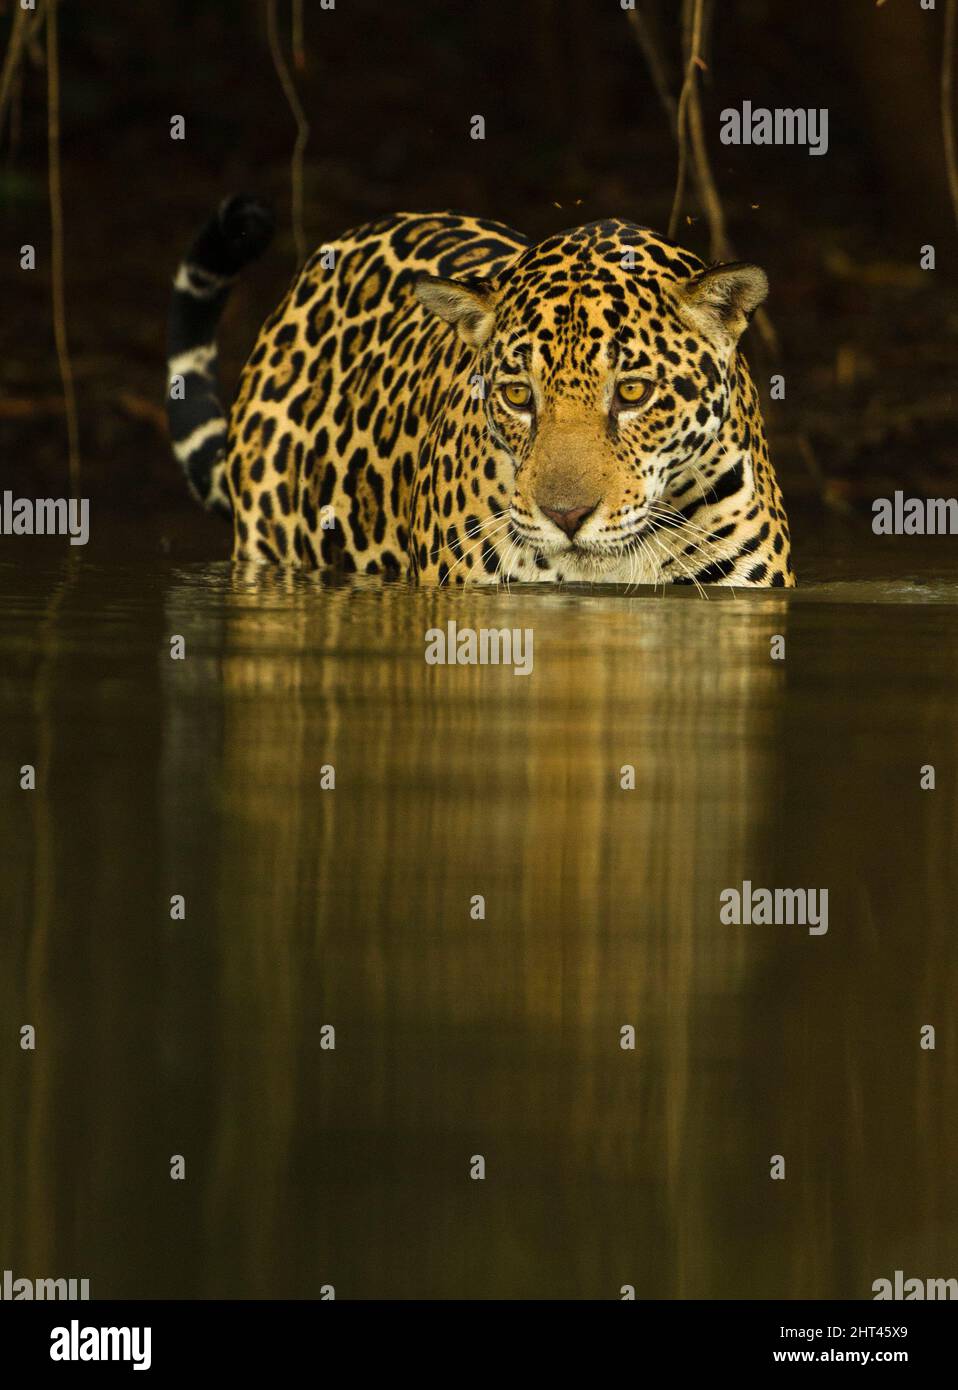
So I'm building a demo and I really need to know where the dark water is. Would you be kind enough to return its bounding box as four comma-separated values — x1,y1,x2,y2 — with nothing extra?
2,526,957,1299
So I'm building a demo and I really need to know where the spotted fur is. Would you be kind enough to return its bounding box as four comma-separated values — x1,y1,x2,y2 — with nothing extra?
167,199,793,587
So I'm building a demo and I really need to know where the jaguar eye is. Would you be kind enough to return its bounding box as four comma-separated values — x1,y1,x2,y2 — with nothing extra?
615,379,654,408
501,382,533,409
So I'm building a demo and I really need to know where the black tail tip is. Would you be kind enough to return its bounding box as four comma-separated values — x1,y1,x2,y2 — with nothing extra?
217,194,276,261
187,194,276,278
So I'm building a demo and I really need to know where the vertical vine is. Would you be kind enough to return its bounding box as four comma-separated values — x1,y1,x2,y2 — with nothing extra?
46,0,80,486
266,0,309,267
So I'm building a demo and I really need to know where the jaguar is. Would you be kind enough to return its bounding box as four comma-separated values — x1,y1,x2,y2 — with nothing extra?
166,195,793,587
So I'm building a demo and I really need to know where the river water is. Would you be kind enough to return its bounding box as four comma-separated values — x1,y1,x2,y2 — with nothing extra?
1,520,956,1298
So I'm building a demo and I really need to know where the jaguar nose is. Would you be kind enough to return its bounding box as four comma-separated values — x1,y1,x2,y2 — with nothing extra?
539,501,598,538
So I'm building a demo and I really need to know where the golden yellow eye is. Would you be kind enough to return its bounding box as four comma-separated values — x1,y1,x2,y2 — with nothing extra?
502,382,533,409
616,379,653,407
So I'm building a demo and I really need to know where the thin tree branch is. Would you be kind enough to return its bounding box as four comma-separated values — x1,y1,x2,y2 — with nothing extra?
292,0,305,72
943,0,958,233
266,0,309,267
0,0,39,145
668,0,705,241
684,3,726,260
46,0,80,486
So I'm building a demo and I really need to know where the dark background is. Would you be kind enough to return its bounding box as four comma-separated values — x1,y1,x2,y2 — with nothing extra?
1,0,956,560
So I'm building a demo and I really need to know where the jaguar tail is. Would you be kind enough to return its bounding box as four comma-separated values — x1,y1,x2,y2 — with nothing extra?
166,195,275,516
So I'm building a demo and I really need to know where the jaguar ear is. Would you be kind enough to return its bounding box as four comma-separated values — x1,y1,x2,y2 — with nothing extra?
414,274,498,347
674,262,768,346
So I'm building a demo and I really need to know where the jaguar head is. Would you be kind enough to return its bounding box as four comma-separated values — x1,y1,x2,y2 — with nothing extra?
416,224,767,576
